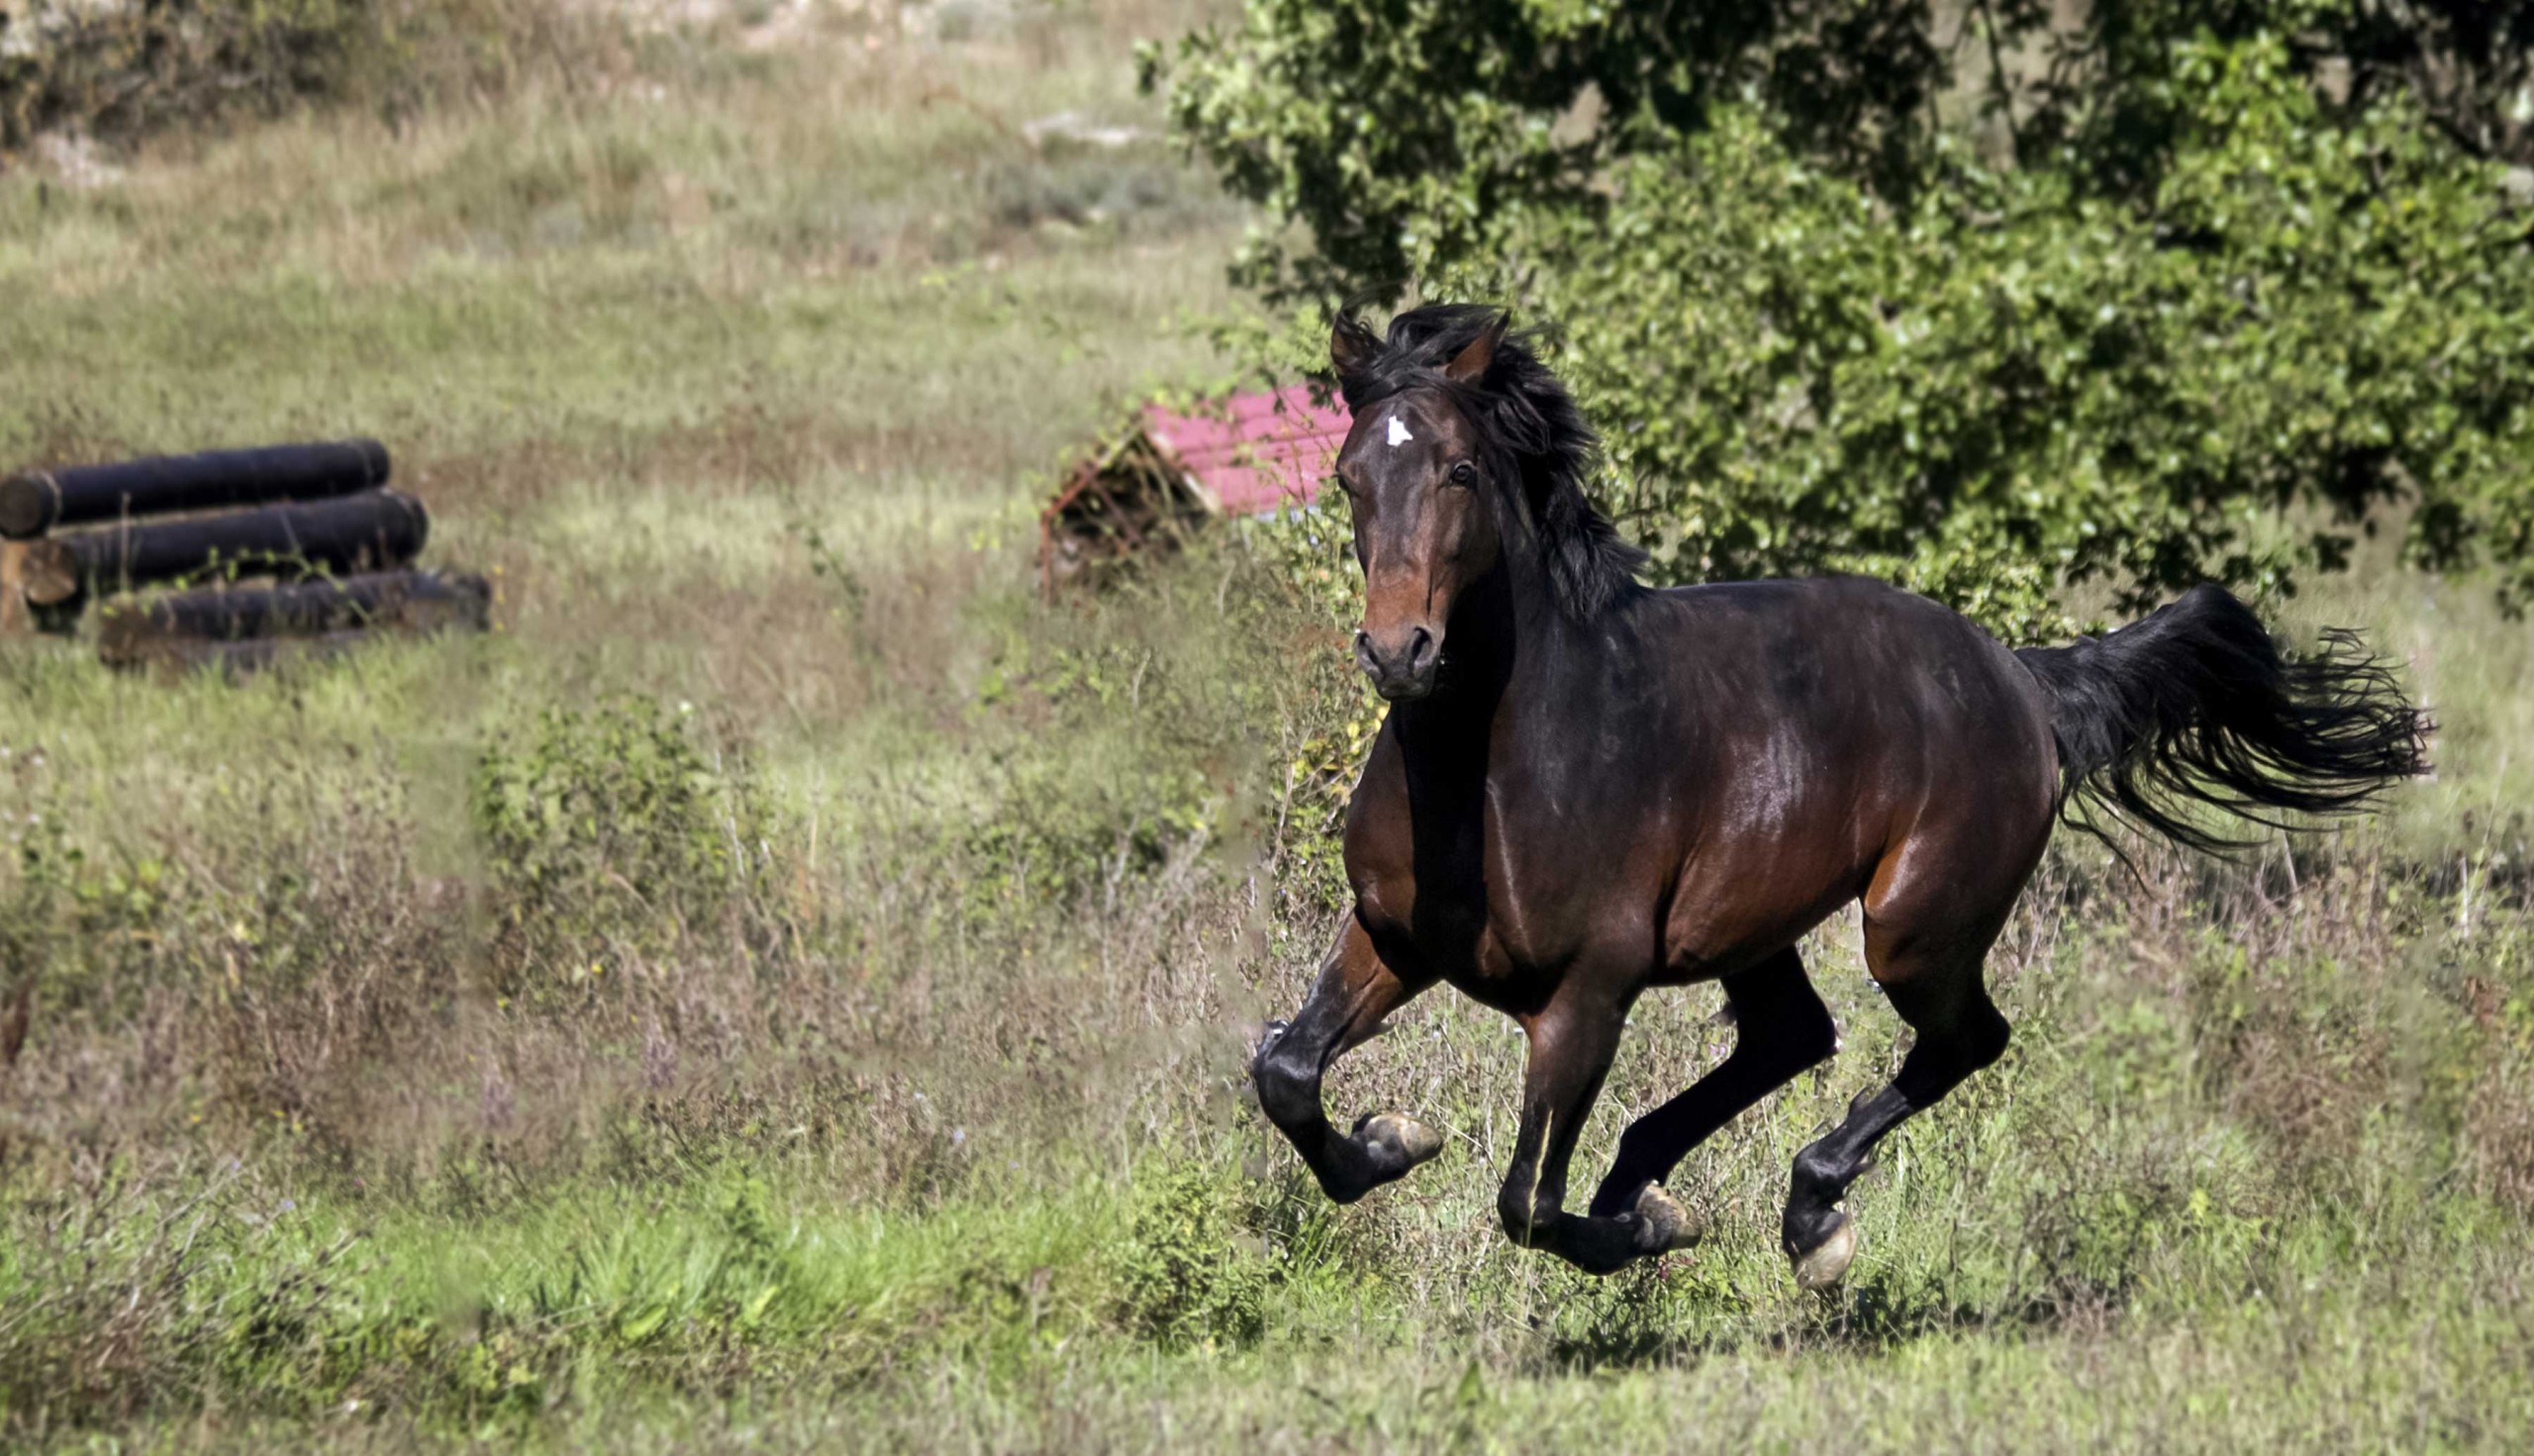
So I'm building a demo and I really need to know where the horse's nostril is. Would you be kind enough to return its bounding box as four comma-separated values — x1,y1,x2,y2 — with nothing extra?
1409,628,1438,671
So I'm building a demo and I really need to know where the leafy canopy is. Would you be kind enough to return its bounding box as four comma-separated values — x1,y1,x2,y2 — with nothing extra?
1148,2,2534,636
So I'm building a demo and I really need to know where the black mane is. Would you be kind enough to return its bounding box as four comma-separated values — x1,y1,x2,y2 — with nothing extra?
1331,303,1645,622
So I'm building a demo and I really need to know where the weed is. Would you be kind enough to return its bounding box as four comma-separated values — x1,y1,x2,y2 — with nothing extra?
469,694,769,963
1114,1162,1269,1349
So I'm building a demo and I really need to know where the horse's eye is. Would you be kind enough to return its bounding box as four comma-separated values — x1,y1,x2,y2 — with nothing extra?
1448,461,1478,487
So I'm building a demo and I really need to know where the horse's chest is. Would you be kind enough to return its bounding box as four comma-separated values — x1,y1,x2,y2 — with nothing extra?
1348,782,1603,1009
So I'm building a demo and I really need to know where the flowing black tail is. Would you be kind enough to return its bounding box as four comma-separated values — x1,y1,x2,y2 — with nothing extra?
2015,584,2430,852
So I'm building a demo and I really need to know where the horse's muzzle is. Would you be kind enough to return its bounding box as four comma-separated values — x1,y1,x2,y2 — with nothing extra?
1356,626,1441,701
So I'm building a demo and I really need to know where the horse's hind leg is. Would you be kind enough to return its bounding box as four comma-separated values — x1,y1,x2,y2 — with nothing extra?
1779,914,2012,1290
1253,919,1441,1204
1586,946,1838,1219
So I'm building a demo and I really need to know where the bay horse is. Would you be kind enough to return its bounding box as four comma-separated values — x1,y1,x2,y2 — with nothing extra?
1252,304,2428,1285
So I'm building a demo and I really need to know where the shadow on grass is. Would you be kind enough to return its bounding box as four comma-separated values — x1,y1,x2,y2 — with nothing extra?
1536,1263,2133,1373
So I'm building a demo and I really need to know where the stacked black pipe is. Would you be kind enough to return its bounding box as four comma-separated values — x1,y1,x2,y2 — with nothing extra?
0,439,390,539
0,439,487,668
2,439,427,607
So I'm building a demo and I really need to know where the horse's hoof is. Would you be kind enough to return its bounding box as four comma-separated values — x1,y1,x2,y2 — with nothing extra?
1631,1182,1704,1254
1791,1215,1857,1291
1357,1113,1444,1167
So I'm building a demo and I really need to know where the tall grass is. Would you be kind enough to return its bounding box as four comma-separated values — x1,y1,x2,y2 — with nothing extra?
2,3,2531,1449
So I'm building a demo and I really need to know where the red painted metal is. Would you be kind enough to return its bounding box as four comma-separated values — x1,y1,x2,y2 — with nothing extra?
1139,386,1351,517
1039,386,1355,595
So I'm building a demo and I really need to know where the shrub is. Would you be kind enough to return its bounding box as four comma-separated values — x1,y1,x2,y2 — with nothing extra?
1113,1164,1270,1348
1511,46,2534,637
1242,505,1381,901
469,696,769,961
0,0,623,149
4,0,387,147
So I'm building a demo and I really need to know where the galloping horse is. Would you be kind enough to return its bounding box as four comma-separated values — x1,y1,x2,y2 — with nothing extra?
1252,305,2427,1286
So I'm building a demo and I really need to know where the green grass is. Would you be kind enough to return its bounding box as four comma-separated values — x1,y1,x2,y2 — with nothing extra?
3,3,2533,1450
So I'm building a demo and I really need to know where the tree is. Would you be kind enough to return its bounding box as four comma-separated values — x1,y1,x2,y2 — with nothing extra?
1148,2,2534,636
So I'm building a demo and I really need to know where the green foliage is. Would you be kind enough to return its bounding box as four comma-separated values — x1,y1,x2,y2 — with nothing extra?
958,630,1230,921
1113,1163,1271,1348
1155,2,2534,633
1244,505,1380,899
1522,43,2534,632
953,534,1396,922
0,0,620,149
3,0,387,147
469,697,766,952
952,748,1218,920
1139,0,1948,297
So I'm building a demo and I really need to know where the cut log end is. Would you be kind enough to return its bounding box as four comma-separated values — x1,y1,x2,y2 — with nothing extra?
351,437,393,488
17,539,82,608
0,472,61,540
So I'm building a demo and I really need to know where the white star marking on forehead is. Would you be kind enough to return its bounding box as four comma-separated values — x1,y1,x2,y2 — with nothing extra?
1386,415,1414,447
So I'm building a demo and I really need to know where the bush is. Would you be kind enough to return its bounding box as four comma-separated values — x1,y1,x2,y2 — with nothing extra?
3,0,387,147
1241,505,1382,900
1511,44,2534,636
1113,1164,1270,1348
469,696,770,962
0,0,621,149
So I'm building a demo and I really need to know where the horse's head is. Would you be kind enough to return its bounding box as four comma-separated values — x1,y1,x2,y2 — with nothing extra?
1329,310,1509,702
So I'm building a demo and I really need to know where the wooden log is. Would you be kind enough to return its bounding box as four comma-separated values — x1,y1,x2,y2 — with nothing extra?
96,570,490,666
21,491,429,607
0,439,390,539
0,541,27,636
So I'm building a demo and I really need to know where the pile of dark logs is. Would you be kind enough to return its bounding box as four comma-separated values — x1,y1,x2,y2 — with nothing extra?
0,439,490,671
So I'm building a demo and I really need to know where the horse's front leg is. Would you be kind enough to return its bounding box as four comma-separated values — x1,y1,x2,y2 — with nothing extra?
1498,981,1700,1275
1253,918,1440,1204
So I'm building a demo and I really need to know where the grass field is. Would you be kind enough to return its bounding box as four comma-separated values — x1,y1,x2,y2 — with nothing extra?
3,4,2533,1450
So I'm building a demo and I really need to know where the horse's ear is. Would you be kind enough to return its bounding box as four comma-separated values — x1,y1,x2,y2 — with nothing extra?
1329,313,1380,381
1443,313,1508,385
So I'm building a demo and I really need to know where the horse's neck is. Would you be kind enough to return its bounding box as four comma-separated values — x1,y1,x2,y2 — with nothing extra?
1390,564,1570,769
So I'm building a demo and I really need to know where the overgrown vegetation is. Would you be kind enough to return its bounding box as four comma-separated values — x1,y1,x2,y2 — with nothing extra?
0,0,619,149
470,695,773,967
0,2,2529,1450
